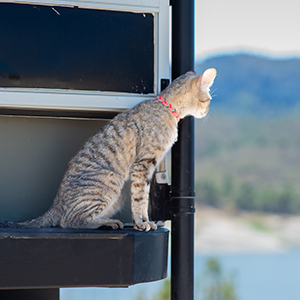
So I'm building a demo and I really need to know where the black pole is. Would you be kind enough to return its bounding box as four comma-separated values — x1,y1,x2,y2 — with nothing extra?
170,0,195,299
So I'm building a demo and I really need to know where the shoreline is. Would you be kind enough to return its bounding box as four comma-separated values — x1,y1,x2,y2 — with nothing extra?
193,205,300,254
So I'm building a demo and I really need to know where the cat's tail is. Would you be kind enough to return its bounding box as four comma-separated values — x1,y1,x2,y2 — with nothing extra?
0,208,60,229
0,220,22,228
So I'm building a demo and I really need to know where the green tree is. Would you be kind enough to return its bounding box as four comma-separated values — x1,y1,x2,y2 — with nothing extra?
199,258,237,300
236,183,256,211
196,181,221,207
154,278,170,300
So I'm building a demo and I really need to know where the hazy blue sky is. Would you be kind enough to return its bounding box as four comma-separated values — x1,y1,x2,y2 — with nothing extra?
195,0,300,59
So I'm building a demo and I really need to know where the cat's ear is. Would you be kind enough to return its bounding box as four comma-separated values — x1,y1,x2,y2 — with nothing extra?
185,70,197,76
198,68,217,91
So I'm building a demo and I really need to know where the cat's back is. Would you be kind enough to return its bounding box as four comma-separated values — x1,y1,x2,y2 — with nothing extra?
123,99,178,145
125,99,177,133
66,99,177,173
91,99,177,144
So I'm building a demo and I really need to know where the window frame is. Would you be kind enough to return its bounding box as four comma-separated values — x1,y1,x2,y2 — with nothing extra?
0,0,170,113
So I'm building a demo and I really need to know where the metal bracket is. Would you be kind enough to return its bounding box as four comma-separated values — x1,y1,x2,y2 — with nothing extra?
149,157,171,222
161,78,170,91
155,171,169,184
168,197,195,218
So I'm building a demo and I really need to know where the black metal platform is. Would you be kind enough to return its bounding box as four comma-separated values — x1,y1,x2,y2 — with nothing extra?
0,227,168,290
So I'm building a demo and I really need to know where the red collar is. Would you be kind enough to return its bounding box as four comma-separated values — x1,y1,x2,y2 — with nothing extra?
155,96,180,122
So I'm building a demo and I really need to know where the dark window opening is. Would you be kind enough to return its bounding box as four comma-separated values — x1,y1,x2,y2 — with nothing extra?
0,3,154,94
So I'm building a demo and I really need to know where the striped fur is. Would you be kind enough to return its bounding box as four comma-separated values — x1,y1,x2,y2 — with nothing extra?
1,69,216,231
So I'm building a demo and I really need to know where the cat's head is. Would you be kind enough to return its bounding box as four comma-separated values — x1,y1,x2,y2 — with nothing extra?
162,68,217,119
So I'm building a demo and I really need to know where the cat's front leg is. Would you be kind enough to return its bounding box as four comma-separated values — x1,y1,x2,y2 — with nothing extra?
131,162,157,231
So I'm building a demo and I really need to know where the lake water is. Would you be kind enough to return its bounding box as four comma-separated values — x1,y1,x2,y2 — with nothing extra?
60,251,300,300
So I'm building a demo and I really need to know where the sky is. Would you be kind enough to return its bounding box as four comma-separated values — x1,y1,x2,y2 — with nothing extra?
195,0,300,59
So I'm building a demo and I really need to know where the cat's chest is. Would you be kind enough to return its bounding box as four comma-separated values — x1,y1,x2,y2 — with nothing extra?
154,118,178,151
169,126,178,146
158,125,178,153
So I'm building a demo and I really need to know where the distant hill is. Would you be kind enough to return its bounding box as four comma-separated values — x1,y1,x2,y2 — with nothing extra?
195,54,300,116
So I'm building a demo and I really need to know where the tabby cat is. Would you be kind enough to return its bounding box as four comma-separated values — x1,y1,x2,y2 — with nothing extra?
1,69,216,231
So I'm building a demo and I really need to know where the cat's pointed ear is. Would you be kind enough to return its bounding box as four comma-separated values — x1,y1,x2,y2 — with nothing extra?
185,70,197,76
198,68,217,91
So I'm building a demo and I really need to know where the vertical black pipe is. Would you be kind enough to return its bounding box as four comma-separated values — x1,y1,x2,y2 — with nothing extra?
171,0,195,299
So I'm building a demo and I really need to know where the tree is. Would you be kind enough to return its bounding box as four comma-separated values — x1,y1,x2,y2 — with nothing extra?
199,258,237,300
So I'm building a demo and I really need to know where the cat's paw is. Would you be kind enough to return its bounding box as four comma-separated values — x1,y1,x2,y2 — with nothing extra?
102,219,124,230
134,221,157,232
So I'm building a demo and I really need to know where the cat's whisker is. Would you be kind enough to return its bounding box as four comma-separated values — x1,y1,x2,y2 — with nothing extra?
206,115,210,125
210,88,218,99
200,113,210,127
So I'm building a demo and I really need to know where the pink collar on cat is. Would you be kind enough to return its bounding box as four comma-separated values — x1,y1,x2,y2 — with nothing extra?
155,96,180,122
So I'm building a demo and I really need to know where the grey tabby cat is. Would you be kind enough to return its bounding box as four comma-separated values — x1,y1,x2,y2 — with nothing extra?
1,69,216,231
